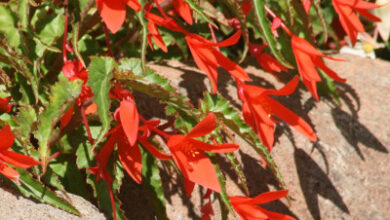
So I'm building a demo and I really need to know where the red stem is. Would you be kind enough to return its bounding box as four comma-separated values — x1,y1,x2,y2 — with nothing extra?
103,24,114,57
81,106,94,145
154,0,169,19
208,24,220,52
62,0,69,63
264,5,293,37
139,115,171,138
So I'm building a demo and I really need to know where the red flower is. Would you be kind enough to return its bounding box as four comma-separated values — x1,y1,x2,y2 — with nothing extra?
332,0,382,46
249,43,288,79
167,113,239,193
60,60,97,128
0,125,40,183
0,97,12,113
186,31,250,93
229,190,295,220
145,4,168,53
95,0,141,33
291,35,345,101
147,20,168,53
93,87,171,184
146,11,250,93
237,76,317,151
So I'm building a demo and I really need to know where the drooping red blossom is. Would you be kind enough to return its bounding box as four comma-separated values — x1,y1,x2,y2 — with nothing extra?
145,9,189,34
147,20,168,52
61,12,97,129
332,0,382,46
249,43,288,79
0,97,12,113
89,133,117,220
201,189,215,220
167,113,239,193
90,89,171,219
229,190,295,220
146,11,250,93
99,86,171,183
0,125,40,183
186,31,250,93
145,4,168,52
95,0,141,33
236,76,317,151
291,35,346,101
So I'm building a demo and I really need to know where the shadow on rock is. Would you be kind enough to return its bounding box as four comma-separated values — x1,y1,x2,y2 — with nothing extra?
331,107,388,160
239,152,299,219
294,148,349,220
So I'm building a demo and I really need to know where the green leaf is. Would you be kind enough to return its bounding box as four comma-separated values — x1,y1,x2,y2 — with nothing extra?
0,5,21,48
0,5,16,31
13,105,36,142
17,0,29,30
202,93,287,190
141,148,168,220
87,56,115,145
185,0,217,27
15,168,81,216
319,69,341,104
87,174,126,220
253,0,292,68
226,153,249,195
209,153,234,214
36,12,64,45
49,153,91,200
117,58,193,121
35,75,82,171
75,138,94,169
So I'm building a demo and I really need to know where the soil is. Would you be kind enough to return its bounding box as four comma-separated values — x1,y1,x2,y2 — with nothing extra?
1,54,389,220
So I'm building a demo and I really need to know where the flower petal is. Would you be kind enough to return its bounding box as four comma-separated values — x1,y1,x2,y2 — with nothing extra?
231,202,268,219
118,140,142,184
60,106,74,129
355,9,382,22
148,21,168,53
267,97,317,142
251,189,289,204
96,0,126,33
173,0,193,25
314,57,346,82
187,113,216,138
268,76,299,96
187,39,219,93
0,125,14,150
190,139,239,153
335,0,382,9
183,177,195,196
186,151,221,192
0,163,20,181
1,151,40,168
291,35,324,57
120,99,139,146
97,132,118,166
138,137,171,160
0,97,12,113
211,48,250,81
125,0,141,11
